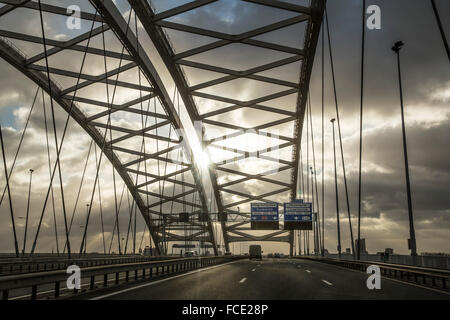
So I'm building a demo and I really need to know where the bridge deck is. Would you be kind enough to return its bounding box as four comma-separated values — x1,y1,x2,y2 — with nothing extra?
79,258,449,300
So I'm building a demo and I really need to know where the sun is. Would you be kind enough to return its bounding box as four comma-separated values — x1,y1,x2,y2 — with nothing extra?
195,149,211,169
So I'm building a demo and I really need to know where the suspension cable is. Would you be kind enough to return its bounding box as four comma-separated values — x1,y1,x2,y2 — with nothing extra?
94,144,106,254
321,16,325,257
30,7,99,257
325,7,355,256
63,139,93,254
0,125,19,256
124,189,133,253
108,184,127,254
357,0,366,260
431,0,450,62
37,0,71,257
79,10,134,255
159,87,176,255
41,89,59,256
300,144,304,199
0,87,39,207
308,94,321,254
306,103,310,203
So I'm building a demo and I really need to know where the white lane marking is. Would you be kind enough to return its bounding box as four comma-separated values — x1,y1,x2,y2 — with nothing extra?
10,276,128,300
251,268,256,272
240,277,247,283
305,270,311,273
300,259,450,296
90,259,242,300
322,280,333,286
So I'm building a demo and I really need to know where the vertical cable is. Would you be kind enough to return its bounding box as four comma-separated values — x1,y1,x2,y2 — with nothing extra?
31,7,99,257
64,139,93,254
37,0,71,257
331,118,341,258
94,144,106,255
325,7,355,257
41,89,59,255
357,0,366,260
0,125,19,257
0,87,39,207
79,10,133,255
321,16,325,257
309,94,321,254
431,0,450,62
22,169,33,255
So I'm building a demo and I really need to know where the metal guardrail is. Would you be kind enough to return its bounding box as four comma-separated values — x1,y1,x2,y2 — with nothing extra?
295,256,450,290
0,256,181,276
0,256,243,300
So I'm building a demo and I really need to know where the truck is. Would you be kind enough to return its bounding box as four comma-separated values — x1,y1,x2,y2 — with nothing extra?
249,245,262,260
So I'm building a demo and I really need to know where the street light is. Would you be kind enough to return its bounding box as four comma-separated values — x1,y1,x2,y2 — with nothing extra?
331,118,341,258
22,169,34,255
392,41,417,257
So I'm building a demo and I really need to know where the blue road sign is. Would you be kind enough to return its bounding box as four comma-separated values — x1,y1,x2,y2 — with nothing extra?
284,202,312,222
251,203,279,221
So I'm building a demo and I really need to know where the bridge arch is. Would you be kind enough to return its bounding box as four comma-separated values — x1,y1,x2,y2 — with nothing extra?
0,0,217,255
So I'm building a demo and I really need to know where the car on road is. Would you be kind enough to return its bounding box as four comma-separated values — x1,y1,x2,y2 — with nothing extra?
267,253,273,258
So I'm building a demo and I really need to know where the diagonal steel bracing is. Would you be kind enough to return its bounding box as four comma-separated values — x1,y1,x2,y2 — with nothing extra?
0,0,219,255
129,0,325,253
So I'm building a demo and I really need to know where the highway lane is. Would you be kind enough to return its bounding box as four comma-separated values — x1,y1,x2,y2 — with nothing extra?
80,258,450,300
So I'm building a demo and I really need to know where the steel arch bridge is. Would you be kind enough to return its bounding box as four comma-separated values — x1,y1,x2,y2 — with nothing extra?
0,0,325,256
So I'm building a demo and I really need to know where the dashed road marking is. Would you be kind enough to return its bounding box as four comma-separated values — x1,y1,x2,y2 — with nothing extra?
322,280,333,286
240,277,247,283
305,270,311,273
251,268,256,272
90,259,242,300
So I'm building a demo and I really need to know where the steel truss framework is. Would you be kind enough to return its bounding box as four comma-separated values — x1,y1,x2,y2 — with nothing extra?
130,0,325,254
0,0,218,255
0,0,324,255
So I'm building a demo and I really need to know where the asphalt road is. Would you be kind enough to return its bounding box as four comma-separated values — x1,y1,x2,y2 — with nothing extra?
81,258,450,300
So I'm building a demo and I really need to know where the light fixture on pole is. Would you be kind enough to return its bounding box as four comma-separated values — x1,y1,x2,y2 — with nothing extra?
392,41,417,257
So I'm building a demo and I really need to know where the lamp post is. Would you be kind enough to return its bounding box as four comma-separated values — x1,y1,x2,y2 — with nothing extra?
392,41,417,256
331,118,341,258
22,169,34,255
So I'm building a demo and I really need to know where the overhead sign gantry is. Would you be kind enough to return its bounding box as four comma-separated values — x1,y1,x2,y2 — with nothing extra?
251,203,279,230
284,201,313,230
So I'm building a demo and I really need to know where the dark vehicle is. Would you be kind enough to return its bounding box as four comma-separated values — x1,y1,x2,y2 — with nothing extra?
268,253,273,258
185,251,197,257
249,245,262,260
224,252,232,256
274,253,280,258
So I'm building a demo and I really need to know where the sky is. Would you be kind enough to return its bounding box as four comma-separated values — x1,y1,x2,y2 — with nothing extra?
0,0,449,256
